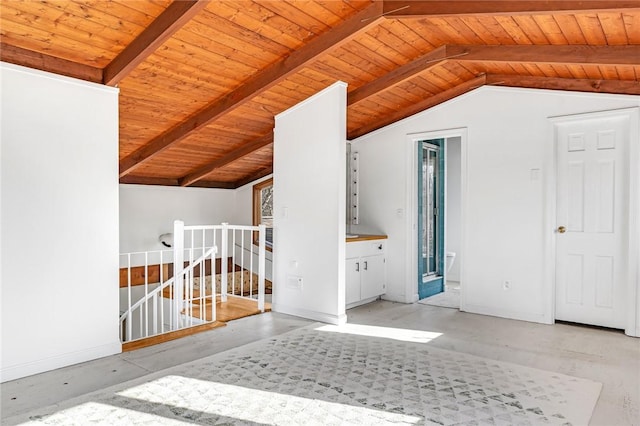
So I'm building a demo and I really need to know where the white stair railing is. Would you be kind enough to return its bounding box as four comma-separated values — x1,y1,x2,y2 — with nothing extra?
119,246,216,342
224,223,267,311
119,221,268,344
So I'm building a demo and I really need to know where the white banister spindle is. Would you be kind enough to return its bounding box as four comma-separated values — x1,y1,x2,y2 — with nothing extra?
232,229,236,296
210,242,216,322
258,224,266,312
139,307,143,337
240,230,245,296
144,252,149,338
173,220,185,329
127,253,132,341
160,251,165,333
152,293,158,335
250,231,254,298
221,222,228,302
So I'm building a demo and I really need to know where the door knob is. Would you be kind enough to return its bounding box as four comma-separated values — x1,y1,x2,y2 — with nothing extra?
557,226,567,233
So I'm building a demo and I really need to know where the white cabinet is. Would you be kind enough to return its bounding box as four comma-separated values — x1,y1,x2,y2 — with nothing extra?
346,258,362,305
360,254,385,300
346,238,386,308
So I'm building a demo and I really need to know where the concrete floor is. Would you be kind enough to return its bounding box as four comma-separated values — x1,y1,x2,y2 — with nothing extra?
2,301,639,425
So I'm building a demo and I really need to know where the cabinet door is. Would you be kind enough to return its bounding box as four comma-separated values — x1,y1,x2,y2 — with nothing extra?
346,257,361,305
361,255,385,300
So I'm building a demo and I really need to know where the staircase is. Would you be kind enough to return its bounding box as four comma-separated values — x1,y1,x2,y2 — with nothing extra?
119,222,270,349
161,271,272,322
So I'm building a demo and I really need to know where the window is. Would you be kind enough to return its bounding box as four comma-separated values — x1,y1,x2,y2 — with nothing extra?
253,178,273,246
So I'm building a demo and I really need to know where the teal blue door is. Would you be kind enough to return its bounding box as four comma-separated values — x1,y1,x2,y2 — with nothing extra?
418,140,445,299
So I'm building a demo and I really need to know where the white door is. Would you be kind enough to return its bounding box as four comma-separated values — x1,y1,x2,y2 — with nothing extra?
555,113,629,329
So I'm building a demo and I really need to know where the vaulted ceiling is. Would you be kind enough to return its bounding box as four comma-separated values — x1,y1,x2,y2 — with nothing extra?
2,1,639,188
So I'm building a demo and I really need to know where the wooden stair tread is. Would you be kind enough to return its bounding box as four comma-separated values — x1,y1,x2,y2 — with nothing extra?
122,321,226,352
162,287,211,299
183,295,271,322
124,295,270,352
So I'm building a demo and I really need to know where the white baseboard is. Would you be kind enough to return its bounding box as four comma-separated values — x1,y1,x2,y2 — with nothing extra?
346,296,378,310
272,304,347,325
381,292,414,303
463,303,547,324
0,341,122,383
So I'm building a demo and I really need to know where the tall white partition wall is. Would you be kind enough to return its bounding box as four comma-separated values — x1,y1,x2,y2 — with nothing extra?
272,82,347,325
1,63,121,381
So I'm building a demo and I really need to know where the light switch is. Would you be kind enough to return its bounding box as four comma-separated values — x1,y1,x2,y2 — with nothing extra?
530,168,541,181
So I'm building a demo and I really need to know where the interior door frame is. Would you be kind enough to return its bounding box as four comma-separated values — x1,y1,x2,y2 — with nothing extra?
545,107,640,337
405,128,468,308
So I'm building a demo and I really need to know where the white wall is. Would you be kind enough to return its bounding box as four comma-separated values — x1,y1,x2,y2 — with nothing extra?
1,63,121,382
119,184,237,253
351,86,640,326
273,82,347,325
446,137,462,282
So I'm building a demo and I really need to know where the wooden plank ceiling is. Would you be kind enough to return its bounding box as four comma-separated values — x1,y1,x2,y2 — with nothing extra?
2,0,639,188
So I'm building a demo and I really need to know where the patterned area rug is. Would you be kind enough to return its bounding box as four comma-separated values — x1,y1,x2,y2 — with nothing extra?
418,287,460,309
15,324,601,425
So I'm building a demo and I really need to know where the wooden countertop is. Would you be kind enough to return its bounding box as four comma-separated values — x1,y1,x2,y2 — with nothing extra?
345,234,388,242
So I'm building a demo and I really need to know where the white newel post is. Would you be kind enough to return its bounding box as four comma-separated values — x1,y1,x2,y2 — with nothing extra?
173,220,184,329
258,224,266,312
221,222,228,302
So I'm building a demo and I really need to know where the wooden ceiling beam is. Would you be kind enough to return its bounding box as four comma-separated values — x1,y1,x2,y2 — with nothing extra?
455,45,640,66
349,44,639,106
233,166,274,189
348,45,452,105
103,0,209,86
0,43,103,83
119,174,237,189
348,75,486,140
179,134,273,186
382,0,640,18
486,74,640,95
188,180,237,189
118,1,385,178
119,175,180,186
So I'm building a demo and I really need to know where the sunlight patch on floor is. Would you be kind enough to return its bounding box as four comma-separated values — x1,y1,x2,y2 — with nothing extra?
115,375,422,425
19,402,191,425
315,323,442,343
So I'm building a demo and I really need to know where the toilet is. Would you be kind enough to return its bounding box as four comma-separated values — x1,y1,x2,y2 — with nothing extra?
446,252,456,272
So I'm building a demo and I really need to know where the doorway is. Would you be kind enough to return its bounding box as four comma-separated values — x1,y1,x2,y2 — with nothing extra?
417,140,444,299
415,136,463,309
408,129,467,309
553,110,633,329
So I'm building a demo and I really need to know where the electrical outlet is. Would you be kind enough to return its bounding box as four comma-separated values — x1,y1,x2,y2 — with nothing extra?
503,280,511,290
287,276,303,290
